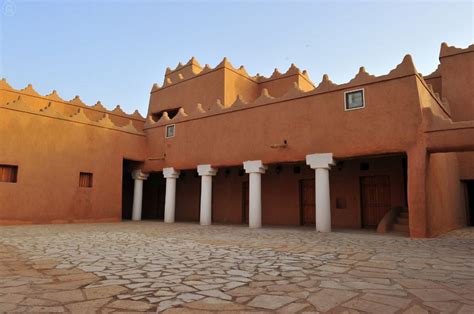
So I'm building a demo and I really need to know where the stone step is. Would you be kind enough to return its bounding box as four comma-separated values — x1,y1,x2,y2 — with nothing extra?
397,217,408,225
399,212,409,219
393,223,409,233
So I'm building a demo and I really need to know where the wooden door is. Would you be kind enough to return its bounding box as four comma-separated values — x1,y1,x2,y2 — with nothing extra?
360,176,391,227
300,179,315,225
242,181,249,224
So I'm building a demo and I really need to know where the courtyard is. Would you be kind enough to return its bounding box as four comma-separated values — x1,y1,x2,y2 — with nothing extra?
0,222,473,313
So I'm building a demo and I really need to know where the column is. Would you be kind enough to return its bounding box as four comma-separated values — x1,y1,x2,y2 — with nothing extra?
243,160,267,228
163,167,180,223
197,164,218,225
306,153,335,232
131,170,149,221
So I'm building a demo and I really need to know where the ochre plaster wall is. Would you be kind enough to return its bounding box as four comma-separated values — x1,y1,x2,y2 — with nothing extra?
427,153,466,236
0,109,147,224
145,76,422,171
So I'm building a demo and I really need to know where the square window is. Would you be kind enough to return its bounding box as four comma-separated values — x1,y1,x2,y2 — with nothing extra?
165,124,175,138
0,165,18,183
345,89,365,110
79,172,93,188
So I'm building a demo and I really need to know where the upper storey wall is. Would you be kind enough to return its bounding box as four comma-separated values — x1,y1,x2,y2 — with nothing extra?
438,43,474,122
144,55,441,171
148,58,316,116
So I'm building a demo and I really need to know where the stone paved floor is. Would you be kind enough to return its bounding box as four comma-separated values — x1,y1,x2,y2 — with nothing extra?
0,222,473,313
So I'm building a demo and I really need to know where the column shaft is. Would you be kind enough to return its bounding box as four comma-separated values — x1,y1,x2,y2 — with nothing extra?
200,175,213,225
164,177,177,223
249,172,262,228
315,168,331,232
132,179,144,221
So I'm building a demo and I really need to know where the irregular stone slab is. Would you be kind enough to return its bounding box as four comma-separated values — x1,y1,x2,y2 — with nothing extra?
247,294,297,310
177,293,205,302
0,293,25,304
408,289,460,301
403,305,429,314
65,297,112,313
40,290,84,303
343,298,398,313
157,299,184,312
57,272,98,282
227,286,265,297
184,297,246,311
394,279,443,289
361,293,412,309
227,269,252,277
28,305,66,312
317,265,349,273
423,301,460,312
197,289,232,300
21,298,59,306
277,302,310,313
83,285,128,300
459,304,474,314
307,288,358,312
108,299,153,311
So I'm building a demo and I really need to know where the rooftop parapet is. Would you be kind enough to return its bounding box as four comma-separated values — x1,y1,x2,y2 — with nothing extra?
0,79,145,135
151,57,314,92
146,54,446,129
440,42,474,58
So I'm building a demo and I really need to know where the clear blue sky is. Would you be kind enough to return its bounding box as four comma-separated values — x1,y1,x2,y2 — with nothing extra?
1,0,472,115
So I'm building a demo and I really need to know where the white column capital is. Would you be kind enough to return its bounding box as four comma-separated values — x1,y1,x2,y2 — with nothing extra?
132,169,149,180
243,160,267,174
306,153,335,170
197,164,218,176
163,167,180,179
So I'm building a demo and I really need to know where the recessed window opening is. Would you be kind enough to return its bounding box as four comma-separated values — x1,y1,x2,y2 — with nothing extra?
165,124,175,138
0,165,18,183
79,172,93,188
344,89,365,110
152,108,180,122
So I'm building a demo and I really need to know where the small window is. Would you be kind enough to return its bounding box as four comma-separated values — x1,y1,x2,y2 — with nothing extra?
344,89,365,110
0,165,18,183
79,172,93,188
165,124,175,138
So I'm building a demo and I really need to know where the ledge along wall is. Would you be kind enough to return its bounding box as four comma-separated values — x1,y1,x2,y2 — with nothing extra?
0,82,147,224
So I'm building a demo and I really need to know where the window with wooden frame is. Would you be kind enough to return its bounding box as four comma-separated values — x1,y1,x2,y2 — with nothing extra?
0,165,18,183
79,172,93,188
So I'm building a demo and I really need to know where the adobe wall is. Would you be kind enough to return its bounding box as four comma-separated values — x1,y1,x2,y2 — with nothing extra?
145,74,422,171
0,92,147,225
439,44,474,180
427,153,466,236
439,43,474,122
0,81,145,131
172,156,405,227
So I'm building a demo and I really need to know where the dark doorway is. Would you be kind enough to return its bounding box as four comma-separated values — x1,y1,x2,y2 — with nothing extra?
466,181,474,226
122,159,140,220
142,173,165,220
300,179,315,225
360,175,391,228
242,181,249,224
121,160,165,221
